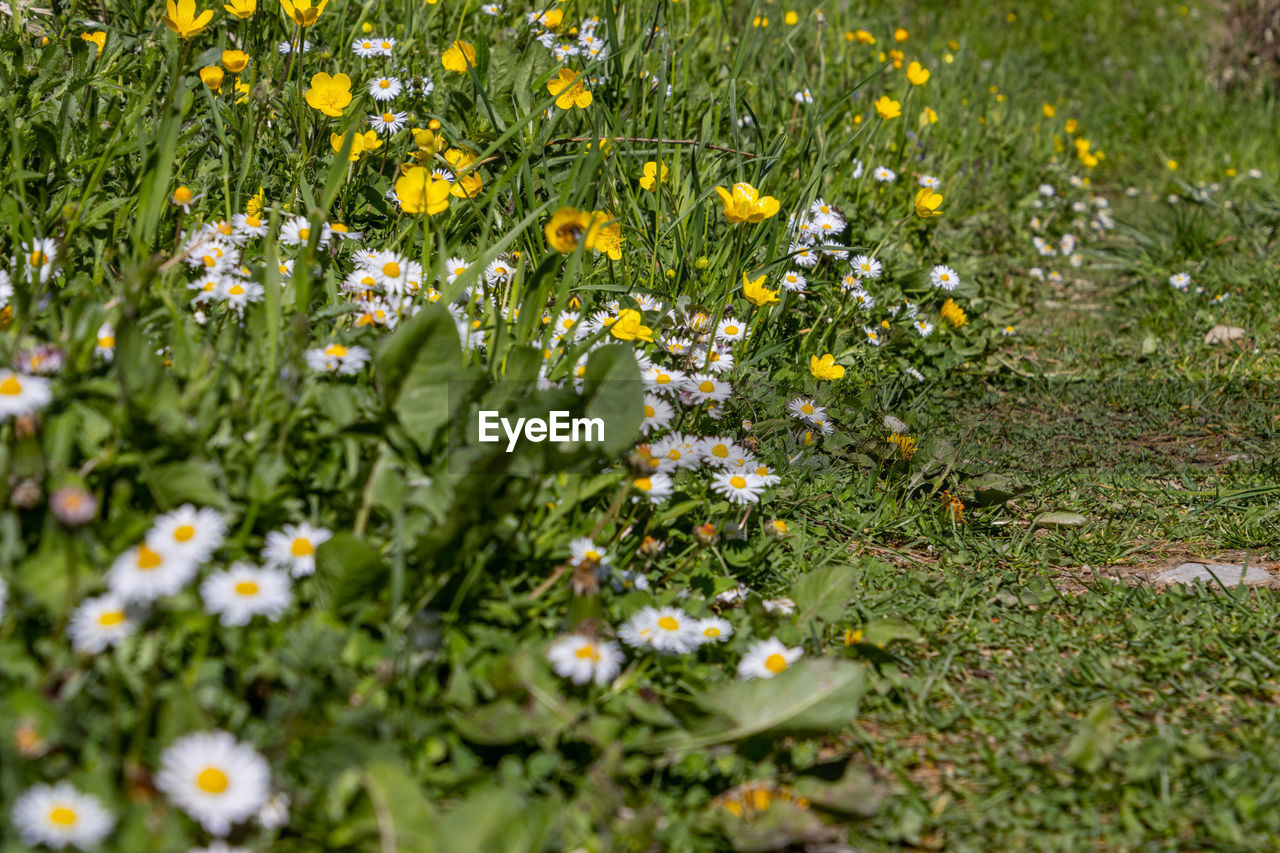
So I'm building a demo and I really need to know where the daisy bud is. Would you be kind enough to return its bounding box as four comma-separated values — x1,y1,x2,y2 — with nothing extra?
693,522,718,546
765,519,789,540
11,478,41,508
638,536,666,559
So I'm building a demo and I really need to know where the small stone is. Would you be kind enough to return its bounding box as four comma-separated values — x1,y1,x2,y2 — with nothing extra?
1154,562,1270,587
1203,325,1245,345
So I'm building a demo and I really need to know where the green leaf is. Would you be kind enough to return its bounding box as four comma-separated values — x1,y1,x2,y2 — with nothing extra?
376,305,466,450
1032,511,1088,530
313,534,387,612
651,658,867,749
581,343,644,456
147,459,229,510
791,563,859,625
358,758,439,853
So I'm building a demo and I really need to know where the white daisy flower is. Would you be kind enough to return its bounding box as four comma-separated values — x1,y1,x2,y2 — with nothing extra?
11,782,114,850
1168,272,1191,291
156,731,271,837
641,394,675,434
648,433,701,472
930,264,959,291
108,543,199,603
368,110,409,134
352,37,380,58
641,365,687,395
620,606,702,654
23,238,59,283
305,343,371,375
737,637,803,679
279,216,330,248
914,319,934,337
851,255,882,278
697,616,733,643
779,270,807,292
714,318,747,343
200,564,293,627
683,373,731,404
787,398,824,424
698,436,745,467
147,504,226,562
569,537,610,568
375,37,395,56
484,257,514,285
631,472,673,504
873,166,897,182
710,471,768,505
68,594,136,654
368,76,402,100
546,635,624,685
261,522,332,577
0,370,53,421
918,174,940,188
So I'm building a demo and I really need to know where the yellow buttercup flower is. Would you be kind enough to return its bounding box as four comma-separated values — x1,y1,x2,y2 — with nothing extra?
161,0,213,38
914,188,943,218
639,161,668,191
609,309,653,343
280,0,326,27
304,72,352,117
1042,102,1055,118
395,167,452,215
809,354,845,381
593,216,624,260
905,61,930,85
1064,118,1078,134
894,28,909,42
875,95,901,119
81,31,105,54
854,28,875,44
331,130,381,161
742,273,779,307
714,182,780,224
221,50,249,73
199,66,224,90
412,128,445,156
441,40,477,74
919,106,938,126
547,68,593,109
544,207,601,253
223,0,255,17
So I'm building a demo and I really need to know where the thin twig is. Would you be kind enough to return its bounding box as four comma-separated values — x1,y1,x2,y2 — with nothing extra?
547,136,757,159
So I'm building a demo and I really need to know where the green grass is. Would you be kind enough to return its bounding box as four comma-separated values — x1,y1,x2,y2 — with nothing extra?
1,0,1279,850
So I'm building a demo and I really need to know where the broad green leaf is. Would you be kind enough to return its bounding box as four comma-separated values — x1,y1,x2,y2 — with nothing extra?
791,563,859,625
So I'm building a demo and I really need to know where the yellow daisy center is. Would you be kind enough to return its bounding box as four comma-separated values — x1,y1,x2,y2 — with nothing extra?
634,477,652,491
196,767,229,794
657,616,679,631
378,79,391,88
98,610,126,627
234,581,260,596
0,376,22,395
325,344,348,357
730,476,747,489
136,545,163,570
699,381,715,393
291,538,314,557
48,806,78,826
765,653,788,673
382,262,401,277
704,627,721,637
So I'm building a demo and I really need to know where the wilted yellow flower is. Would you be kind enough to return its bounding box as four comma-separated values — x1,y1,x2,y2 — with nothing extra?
199,66,224,90
304,72,352,117
639,161,668,191
441,40,476,74
223,0,255,16
161,0,213,38
80,31,105,54
875,95,901,119
609,309,653,342
395,167,452,215
809,354,845,380
547,68,592,109
919,106,938,126
741,272,779,307
914,188,943,218
280,0,326,27
905,61,930,85
887,433,917,459
714,182,780,224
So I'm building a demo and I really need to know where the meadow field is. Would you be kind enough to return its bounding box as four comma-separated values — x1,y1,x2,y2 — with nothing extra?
1,0,1278,850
